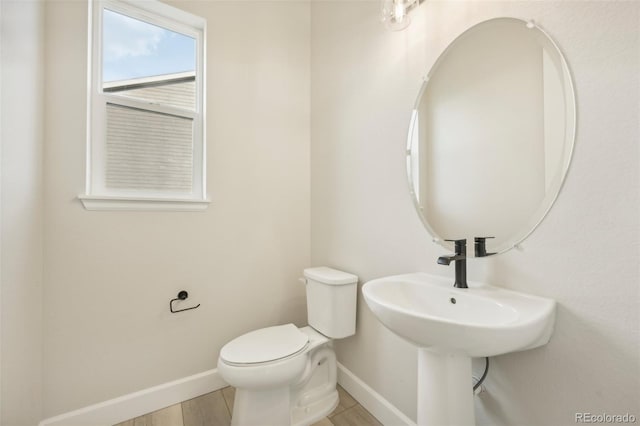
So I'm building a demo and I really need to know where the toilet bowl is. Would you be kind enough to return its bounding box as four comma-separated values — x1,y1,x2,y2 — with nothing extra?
217,267,358,426
218,325,337,426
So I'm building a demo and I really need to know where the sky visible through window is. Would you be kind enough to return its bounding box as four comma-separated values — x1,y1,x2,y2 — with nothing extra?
102,9,196,83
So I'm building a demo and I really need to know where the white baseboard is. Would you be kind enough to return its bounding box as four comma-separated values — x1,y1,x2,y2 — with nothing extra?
39,369,227,426
39,363,411,426
337,362,416,426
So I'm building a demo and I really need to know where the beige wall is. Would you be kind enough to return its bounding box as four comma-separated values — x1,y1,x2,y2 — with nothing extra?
43,0,310,417
0,0,45,425
311,1,639,425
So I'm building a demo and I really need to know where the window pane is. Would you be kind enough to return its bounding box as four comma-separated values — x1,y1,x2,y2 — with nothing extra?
102,9,196,110
106,104,194,192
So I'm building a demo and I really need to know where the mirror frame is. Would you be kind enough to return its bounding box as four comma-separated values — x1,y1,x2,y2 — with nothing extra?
406,17,577,256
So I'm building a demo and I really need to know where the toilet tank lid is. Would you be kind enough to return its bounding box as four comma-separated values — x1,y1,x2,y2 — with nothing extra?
303,267,358,285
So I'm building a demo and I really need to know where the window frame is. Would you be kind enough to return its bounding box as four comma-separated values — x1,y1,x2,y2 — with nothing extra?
80,0,209,211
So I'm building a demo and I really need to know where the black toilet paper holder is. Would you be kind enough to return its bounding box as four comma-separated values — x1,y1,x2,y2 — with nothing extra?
170,290,201,313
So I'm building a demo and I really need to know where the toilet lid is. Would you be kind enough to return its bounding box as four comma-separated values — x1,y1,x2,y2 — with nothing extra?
220,323,309,365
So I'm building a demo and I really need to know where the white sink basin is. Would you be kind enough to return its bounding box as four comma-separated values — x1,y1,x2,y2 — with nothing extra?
362,273,555,357
362,273,556,426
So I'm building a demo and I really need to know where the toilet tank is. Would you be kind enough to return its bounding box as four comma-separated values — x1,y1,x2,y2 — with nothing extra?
303,267,358,339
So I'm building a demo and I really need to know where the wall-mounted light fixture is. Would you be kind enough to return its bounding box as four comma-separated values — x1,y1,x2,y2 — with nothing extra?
380,0,422,31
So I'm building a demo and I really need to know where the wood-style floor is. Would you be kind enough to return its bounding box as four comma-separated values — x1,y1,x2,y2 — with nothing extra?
114,385,382,426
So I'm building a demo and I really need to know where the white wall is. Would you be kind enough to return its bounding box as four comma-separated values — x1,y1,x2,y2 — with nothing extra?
311,1,639,425
43,0,310,417
0,0,45,425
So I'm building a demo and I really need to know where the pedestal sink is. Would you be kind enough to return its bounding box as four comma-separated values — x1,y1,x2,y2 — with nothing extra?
362,273,555,426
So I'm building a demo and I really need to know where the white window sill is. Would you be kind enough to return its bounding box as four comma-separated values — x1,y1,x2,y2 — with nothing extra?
78,195,211,211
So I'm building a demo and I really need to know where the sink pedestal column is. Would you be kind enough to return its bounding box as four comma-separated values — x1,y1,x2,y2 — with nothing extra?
417,349,475,426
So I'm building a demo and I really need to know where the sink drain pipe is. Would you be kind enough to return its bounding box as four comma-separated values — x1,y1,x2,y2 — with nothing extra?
473,357,489,394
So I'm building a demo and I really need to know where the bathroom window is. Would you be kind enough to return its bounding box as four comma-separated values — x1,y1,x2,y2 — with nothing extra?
80,0,208,211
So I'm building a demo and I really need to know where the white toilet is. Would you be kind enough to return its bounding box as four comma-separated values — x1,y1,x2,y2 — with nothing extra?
217,267,358,426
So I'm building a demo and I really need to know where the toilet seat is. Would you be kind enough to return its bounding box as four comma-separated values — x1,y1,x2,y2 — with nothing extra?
220,323,309,365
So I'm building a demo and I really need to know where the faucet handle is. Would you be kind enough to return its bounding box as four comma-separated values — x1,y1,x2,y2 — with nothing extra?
474,237,495,257
444,238,467,255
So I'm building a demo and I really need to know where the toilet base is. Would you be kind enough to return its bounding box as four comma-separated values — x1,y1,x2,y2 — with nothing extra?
231,386,291,426
230,386,338,426
291,389,338,426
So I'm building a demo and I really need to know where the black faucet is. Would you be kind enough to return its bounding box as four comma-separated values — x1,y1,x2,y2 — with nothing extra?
437,239,468,288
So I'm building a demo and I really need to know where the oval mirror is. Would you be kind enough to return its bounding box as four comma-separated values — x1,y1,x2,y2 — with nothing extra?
407,17,576,256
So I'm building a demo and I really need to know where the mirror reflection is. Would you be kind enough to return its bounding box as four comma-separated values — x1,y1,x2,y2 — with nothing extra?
407,18,576,256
